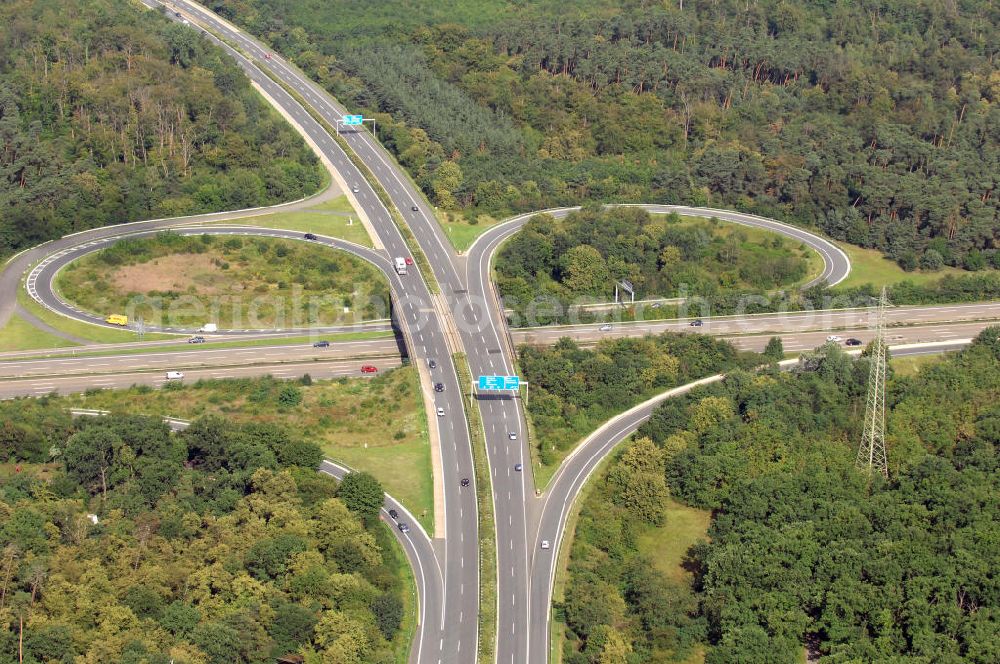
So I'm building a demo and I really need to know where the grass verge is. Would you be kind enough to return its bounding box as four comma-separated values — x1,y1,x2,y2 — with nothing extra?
17,283,178,344
833,240,993,290
453,352,496,664
214,195,373,247
435,210,504,253
0,313,78,352
890,353,947,378
61,369,433,531
382,521,419,664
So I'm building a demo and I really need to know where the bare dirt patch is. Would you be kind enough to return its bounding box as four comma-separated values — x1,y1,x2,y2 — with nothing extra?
110,253,231,295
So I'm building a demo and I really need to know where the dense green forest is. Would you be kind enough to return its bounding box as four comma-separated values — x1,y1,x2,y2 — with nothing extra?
497,207,811,324
210,0,998,268
559,328,1000,662
0,0,323,256
0,405,409,663
519,332,760,468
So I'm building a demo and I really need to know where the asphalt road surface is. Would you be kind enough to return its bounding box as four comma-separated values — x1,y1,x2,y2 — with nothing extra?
5,4,990,664
0,357,400,400
26,226,393,336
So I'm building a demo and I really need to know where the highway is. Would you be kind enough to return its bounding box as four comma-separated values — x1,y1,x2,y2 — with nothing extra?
510,301,1000,345
0,357,400,400
3,3,995,663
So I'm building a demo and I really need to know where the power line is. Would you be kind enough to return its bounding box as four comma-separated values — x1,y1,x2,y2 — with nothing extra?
857,286,889,479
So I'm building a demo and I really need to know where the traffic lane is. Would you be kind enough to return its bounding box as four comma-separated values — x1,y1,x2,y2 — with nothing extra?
511,320,997,355
27,225,393,336
458,220,534,664
163,6,479,659
0,339,401,379
0,357,400,400
511,301,1000,344
724,321,997,353
320,460,444,664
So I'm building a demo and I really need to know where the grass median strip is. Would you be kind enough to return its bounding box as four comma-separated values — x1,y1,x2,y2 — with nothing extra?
453,352,496,664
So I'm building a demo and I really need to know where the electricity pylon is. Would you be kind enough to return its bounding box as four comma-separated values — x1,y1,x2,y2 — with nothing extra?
857,286,889,478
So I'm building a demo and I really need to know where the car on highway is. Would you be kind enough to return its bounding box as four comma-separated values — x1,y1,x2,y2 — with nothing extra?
352,185,360,193
540,540,550,550
174,11,181,17
188,336,205,344
846,338,863,346
508,432,517,440
397,522,410,533
599,324,613,332
360,365,378,374
826,335,843,343
461,478,470,487
303,232,317,240
411,205,419,212
105,313,128,326
436,407,445,417
165,371,184,381
434,383,445,392
405,256,414,266
313,340,330,348
690,319,703,327
388,509,398,520
514,463,523,472
428,359,437,369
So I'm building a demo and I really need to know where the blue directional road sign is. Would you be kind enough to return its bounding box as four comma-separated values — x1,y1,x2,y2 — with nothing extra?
478,375,520,391
342,114,364,125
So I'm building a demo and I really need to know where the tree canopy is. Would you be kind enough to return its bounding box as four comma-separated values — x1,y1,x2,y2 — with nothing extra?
0,0,323,256
561,328,1000,662
0,409,408,663
212,0,997,269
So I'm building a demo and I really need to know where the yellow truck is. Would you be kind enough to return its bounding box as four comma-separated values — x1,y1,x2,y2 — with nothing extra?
105,314,128,326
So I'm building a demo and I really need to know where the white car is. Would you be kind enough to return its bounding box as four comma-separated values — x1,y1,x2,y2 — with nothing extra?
165,371,184,380
508,432,518,440
826,335,843,343
540,540,550,550
599,324,613,332
352,185,360,193
436,407,445,417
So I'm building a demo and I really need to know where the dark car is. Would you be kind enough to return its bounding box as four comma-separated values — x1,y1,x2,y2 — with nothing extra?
313,340,330,348
188,336,205,344
845,338,863,346
514,463,523,472
397,522,410,533
304,232,317,240
460,478,470,487
690,319,704,327
434,383,445,392
388,509,398,520
428,359,437,369
411,205,419,212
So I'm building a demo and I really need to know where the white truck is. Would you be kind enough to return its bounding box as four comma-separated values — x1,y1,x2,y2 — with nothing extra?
394,257,407,275
199,323,218,333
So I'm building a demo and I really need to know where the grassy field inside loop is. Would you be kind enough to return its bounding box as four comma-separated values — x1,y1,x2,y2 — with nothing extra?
55,232,390,330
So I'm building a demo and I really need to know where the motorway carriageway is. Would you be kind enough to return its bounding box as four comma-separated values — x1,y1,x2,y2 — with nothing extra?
0,357,401,400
